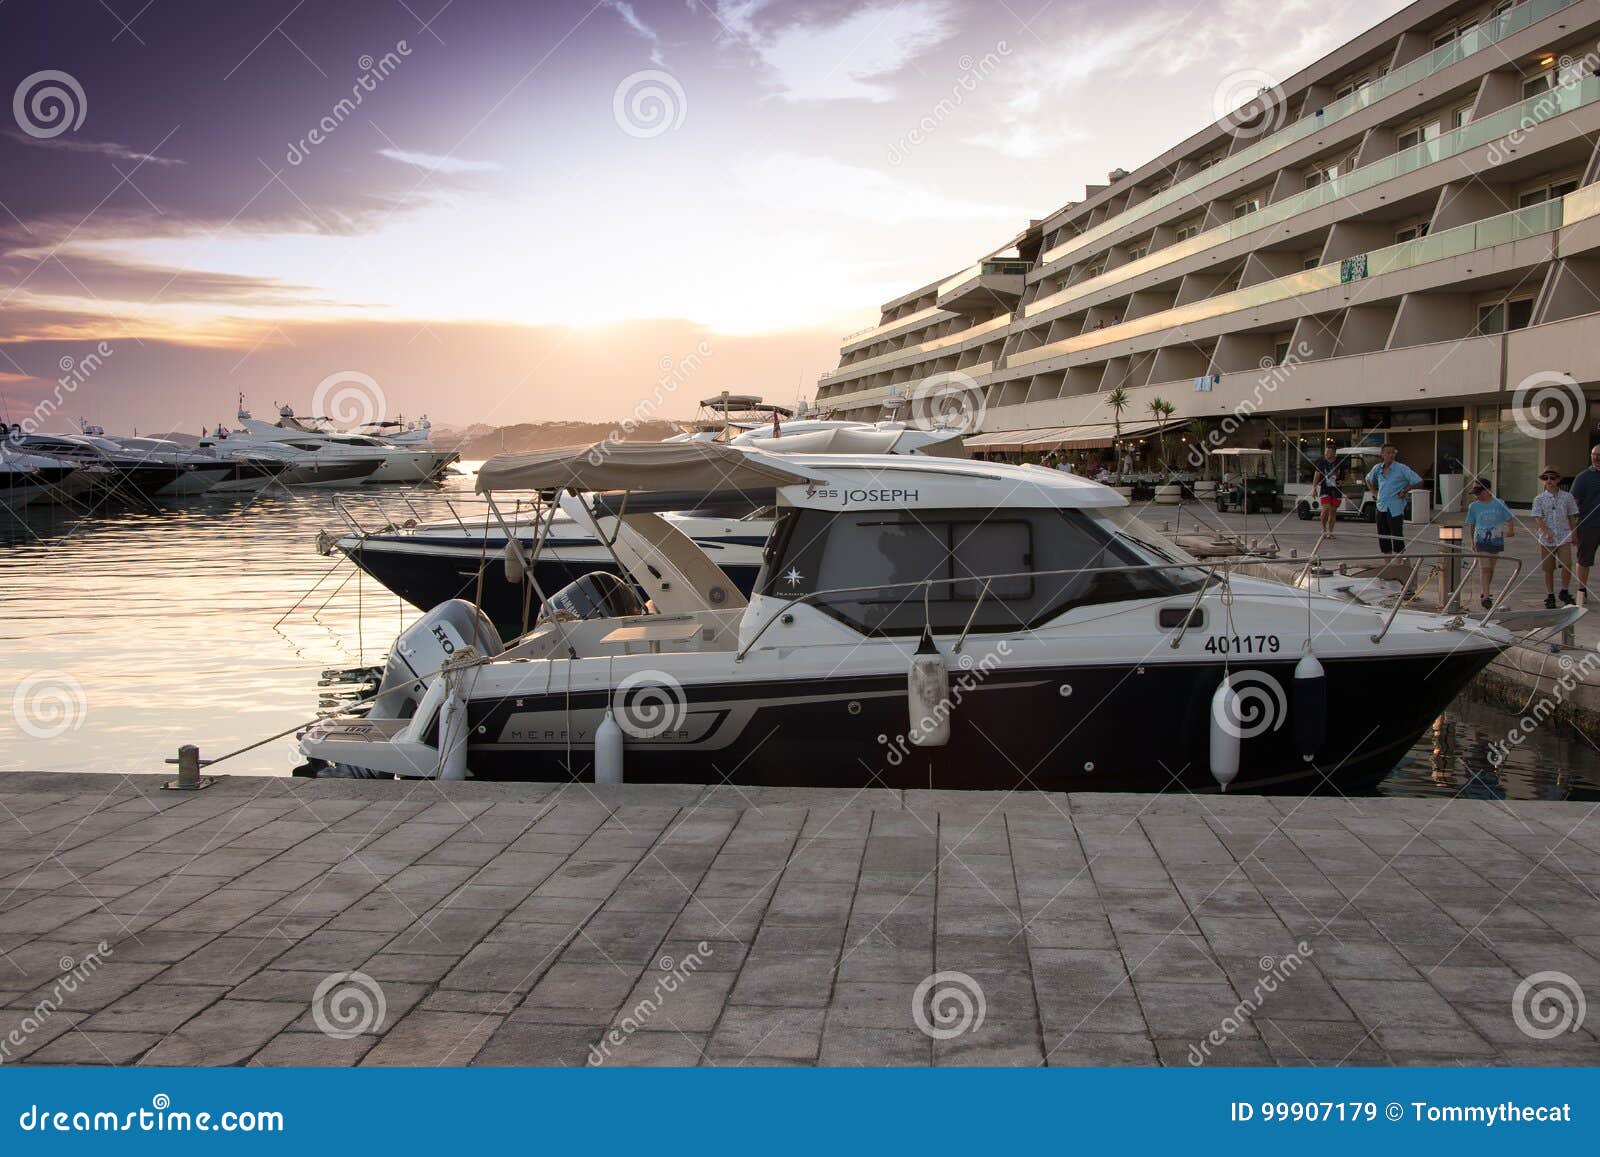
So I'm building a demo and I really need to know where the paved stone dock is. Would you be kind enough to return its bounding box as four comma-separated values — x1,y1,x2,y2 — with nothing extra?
2,773,1598,1067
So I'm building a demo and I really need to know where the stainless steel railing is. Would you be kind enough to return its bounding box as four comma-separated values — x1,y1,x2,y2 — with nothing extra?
731,550,1513,662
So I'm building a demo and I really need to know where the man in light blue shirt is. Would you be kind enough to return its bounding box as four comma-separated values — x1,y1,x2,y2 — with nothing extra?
1365,443,1426,555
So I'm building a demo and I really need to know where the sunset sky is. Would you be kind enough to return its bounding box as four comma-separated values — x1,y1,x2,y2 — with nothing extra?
1,0,1409,431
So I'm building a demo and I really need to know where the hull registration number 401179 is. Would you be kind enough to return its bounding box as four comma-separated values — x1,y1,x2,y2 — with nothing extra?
1203,634,1281,654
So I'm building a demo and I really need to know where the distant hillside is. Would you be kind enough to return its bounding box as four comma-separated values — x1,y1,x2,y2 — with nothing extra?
439,420,683,460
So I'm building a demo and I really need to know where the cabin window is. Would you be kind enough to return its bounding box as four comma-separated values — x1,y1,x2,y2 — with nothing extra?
759,507,1200,636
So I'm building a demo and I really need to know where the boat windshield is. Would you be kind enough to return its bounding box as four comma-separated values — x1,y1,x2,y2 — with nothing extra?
758,506,1207,637
1089,508,1210,580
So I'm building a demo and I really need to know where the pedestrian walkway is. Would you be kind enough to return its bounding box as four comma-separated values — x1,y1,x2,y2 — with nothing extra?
1,775,1596,1067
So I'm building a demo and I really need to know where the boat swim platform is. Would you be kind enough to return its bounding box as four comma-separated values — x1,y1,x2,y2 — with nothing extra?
1,773,1597,1066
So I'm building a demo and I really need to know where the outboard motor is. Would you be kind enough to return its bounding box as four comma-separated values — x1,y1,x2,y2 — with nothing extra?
370,599,502,719
537,571,646,626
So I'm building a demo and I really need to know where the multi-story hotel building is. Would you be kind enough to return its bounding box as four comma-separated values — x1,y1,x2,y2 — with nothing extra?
815,0,1600,504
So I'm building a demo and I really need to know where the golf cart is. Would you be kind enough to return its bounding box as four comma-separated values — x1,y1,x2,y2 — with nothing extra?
1292,446,1384,522
1211,448,1283,514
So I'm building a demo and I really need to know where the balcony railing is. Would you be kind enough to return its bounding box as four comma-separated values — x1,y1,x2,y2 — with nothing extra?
1037,0,1584,270
1010,198,1564,371
820,313,1012,382
1026,74,1600,321
840,303,954,353
820,362,999,410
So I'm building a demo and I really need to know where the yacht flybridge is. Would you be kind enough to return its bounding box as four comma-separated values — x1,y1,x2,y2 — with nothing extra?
297,442,1577,793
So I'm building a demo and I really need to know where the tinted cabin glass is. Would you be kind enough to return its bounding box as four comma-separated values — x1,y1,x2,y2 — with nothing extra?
761,507,1194,636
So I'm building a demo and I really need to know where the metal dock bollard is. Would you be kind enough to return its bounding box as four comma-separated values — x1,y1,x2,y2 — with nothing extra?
163,744,216,791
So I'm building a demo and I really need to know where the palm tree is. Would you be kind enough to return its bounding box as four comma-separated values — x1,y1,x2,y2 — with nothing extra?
1147,396,1176,469
1106,387,1129,474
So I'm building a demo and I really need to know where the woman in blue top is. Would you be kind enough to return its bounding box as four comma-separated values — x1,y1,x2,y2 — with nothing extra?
1463,478,1515,610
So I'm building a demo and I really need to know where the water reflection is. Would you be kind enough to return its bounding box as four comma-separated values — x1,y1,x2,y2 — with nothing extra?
3,476,1598,798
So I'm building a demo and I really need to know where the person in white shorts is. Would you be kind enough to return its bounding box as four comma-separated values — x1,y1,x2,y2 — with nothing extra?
1532,468,1580,609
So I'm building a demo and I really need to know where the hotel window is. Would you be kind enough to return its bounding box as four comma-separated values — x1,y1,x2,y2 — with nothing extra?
1519,178,1580,206
1233,198,1260,218
1174,221,1201,241
1272,339,1291,366
1395,120,1441,151
1523,71,1554,99
1394,222,1429,243
1476,298,1535,334
1083,264,1104,280
1333,74,1370,101
1453,105,1472,128
1304,164,1338,188
1126,245,1149,261
1302,253,1321,270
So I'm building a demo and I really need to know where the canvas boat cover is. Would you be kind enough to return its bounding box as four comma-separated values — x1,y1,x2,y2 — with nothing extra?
475,439,816,494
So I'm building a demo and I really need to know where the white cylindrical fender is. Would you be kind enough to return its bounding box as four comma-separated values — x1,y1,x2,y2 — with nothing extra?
1292,651,1326,762
503,540,526,585
907,630,951,748
595,708,625,784
1209,677,1241,791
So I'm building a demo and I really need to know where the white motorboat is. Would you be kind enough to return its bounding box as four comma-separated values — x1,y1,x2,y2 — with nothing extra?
237,402,457,483
298,441,1578,793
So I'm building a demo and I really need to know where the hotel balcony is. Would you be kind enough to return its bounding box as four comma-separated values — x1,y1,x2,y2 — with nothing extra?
818,312,1012,388
1003,197,1567,384
1033,0,1588,277
1022,74,1600,333
971,182,1600,438
935,259,1031,315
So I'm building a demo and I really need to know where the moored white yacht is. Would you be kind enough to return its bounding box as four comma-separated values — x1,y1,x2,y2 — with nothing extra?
198,422,382,489
0,444,82,511
237,402,457,483
297,442,1575,794
667,394,794,442
6,430,189,504
80,424,232,496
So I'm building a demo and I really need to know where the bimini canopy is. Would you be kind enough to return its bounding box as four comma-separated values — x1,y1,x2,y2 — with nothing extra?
474,439,817,494
734,426,965,457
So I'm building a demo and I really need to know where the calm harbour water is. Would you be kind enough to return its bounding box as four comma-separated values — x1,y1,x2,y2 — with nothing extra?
2,468,1597,800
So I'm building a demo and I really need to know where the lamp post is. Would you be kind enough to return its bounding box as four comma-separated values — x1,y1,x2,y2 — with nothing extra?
1437,517,1465,612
